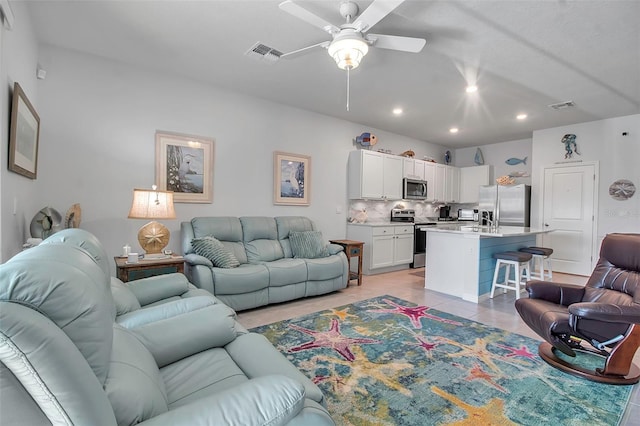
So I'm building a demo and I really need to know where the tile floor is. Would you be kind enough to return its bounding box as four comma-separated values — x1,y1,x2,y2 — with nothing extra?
237,268,640,425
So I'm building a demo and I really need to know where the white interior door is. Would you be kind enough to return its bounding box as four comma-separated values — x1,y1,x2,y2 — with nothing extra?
542,163,597,275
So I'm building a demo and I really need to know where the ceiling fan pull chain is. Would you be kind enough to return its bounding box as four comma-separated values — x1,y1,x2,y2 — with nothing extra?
346,67,350,111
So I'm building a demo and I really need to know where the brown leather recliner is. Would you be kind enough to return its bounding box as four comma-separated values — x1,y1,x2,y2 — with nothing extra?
515,233,640,384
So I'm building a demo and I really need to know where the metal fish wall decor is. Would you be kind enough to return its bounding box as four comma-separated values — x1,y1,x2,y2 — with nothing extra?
505,157,527,165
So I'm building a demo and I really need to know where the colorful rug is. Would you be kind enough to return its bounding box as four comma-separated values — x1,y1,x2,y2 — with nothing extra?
251,295,633,425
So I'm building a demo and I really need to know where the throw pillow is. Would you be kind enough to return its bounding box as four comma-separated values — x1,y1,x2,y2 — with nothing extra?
191,236,240,268
289,231,329,259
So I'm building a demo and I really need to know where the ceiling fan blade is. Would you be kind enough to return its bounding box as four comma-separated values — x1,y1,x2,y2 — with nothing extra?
280,41,330,59
366,34,426,53
279,0,339,35
353,0,405,33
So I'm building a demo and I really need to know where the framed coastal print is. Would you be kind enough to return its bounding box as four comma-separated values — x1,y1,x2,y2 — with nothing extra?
155,131,214,203
274,151,310,206
9,82,40,179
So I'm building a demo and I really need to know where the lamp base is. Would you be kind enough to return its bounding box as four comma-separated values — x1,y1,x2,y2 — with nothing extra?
137,221,170,256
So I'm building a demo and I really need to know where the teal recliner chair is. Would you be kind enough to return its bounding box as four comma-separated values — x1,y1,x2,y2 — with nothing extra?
0,230,334,425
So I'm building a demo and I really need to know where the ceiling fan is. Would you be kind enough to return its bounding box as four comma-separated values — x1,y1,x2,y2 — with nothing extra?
278,0,426,70
274,0,426,110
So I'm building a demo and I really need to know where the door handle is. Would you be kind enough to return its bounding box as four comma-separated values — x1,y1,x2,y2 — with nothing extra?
544,223,550,227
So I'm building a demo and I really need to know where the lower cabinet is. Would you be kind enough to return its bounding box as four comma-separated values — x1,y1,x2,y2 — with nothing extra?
347,224,414,275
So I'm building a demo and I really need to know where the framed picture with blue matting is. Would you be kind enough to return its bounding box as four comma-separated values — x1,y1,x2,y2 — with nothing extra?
274,151,310,206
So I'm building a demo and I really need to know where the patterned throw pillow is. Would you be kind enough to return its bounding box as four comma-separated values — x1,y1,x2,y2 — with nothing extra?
289,231,329,259
191,236,240,268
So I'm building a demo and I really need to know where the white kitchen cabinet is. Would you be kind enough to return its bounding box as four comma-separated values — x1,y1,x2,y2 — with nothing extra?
347,224,414,275
403,158,426,180
434,164,446,202
382,155,403,199
445,165,460,203
423,162,436,201
459,165,491,203
348,150,403,200
394,231,414,264
422,162,460,203
371,231,395,268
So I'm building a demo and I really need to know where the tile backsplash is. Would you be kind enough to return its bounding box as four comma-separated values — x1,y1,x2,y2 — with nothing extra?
348,200,480,223
348,200,439,223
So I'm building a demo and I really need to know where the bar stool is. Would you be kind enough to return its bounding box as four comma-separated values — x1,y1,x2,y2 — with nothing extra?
491,251,533,300
519,247,553,281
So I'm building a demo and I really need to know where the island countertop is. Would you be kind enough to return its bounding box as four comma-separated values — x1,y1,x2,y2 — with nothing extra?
423,224,552,237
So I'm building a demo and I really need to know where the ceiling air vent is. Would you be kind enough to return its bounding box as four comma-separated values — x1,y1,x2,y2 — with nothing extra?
245,42,282,64
548,100,576,110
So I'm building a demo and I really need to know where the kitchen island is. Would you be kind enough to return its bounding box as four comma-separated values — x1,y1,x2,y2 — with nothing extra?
424,224,552,303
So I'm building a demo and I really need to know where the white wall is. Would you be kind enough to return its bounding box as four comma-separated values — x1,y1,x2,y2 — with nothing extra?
454,138,532,186
25,45,446,272
531,114,640,243
0,2,40,261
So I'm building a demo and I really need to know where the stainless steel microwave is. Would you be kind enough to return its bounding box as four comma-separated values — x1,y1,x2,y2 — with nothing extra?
403,178,428,200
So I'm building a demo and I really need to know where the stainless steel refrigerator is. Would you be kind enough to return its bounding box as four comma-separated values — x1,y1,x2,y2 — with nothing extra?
478,184,531,227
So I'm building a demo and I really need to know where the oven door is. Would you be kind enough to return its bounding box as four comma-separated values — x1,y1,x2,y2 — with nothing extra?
411,226,428,268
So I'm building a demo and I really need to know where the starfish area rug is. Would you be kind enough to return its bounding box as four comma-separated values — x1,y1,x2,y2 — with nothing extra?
251,295,633,425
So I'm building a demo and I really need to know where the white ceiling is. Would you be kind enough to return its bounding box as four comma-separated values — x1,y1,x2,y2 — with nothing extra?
24,0,640,148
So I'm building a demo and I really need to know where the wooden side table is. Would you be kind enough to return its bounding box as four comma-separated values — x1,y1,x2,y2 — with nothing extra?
330,239,364,286
114,255,185,282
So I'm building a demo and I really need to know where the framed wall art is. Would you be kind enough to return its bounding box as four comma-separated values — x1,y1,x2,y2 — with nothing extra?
155,131,214,203
9,82,40,179
274,151,311,206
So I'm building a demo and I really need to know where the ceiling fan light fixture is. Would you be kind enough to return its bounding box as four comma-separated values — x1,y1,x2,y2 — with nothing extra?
328,37,369,70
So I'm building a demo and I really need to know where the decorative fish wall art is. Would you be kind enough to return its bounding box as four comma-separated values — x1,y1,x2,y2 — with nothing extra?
474,148,484,165
505,157,527,165
355,132,377,147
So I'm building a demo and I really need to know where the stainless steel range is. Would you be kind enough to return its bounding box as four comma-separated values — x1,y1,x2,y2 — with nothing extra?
412,219,437,268
390,209,436,268
390,208,415,223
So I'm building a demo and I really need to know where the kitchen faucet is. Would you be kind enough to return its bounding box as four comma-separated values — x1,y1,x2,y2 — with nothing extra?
479,209,499,230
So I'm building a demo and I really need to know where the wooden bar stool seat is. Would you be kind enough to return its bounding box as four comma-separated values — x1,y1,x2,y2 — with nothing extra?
491,251,533,299
519,246,553,280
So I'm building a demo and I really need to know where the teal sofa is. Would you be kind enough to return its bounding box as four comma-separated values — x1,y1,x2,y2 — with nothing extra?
0,229,334,425
181,216,349,311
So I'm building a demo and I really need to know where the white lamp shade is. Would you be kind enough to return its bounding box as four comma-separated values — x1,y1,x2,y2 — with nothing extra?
128,188,176,220
328,38,369,70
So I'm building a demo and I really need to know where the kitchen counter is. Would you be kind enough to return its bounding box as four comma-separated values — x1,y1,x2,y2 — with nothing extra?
424,224,550,237
347,221,409,227
424,225,553,303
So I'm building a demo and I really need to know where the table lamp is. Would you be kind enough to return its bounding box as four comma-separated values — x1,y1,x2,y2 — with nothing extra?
128,185,176,259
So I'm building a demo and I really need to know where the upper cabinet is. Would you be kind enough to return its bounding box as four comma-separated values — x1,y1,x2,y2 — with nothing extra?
433,164,447,202
348,150,403,200
349,151,487,203
423,162,436,201
423,162,450,202
459,165,491,203
445,165,460,203
402,158,426,180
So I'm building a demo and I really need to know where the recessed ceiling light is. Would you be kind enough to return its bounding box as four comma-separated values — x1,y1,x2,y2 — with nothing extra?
392,108,403,115
449,127,459,134
516,113,528,120
465,85,478,93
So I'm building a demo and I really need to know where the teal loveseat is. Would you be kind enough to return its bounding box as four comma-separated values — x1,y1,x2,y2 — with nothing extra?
181,216,349,311
0,229,335,425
